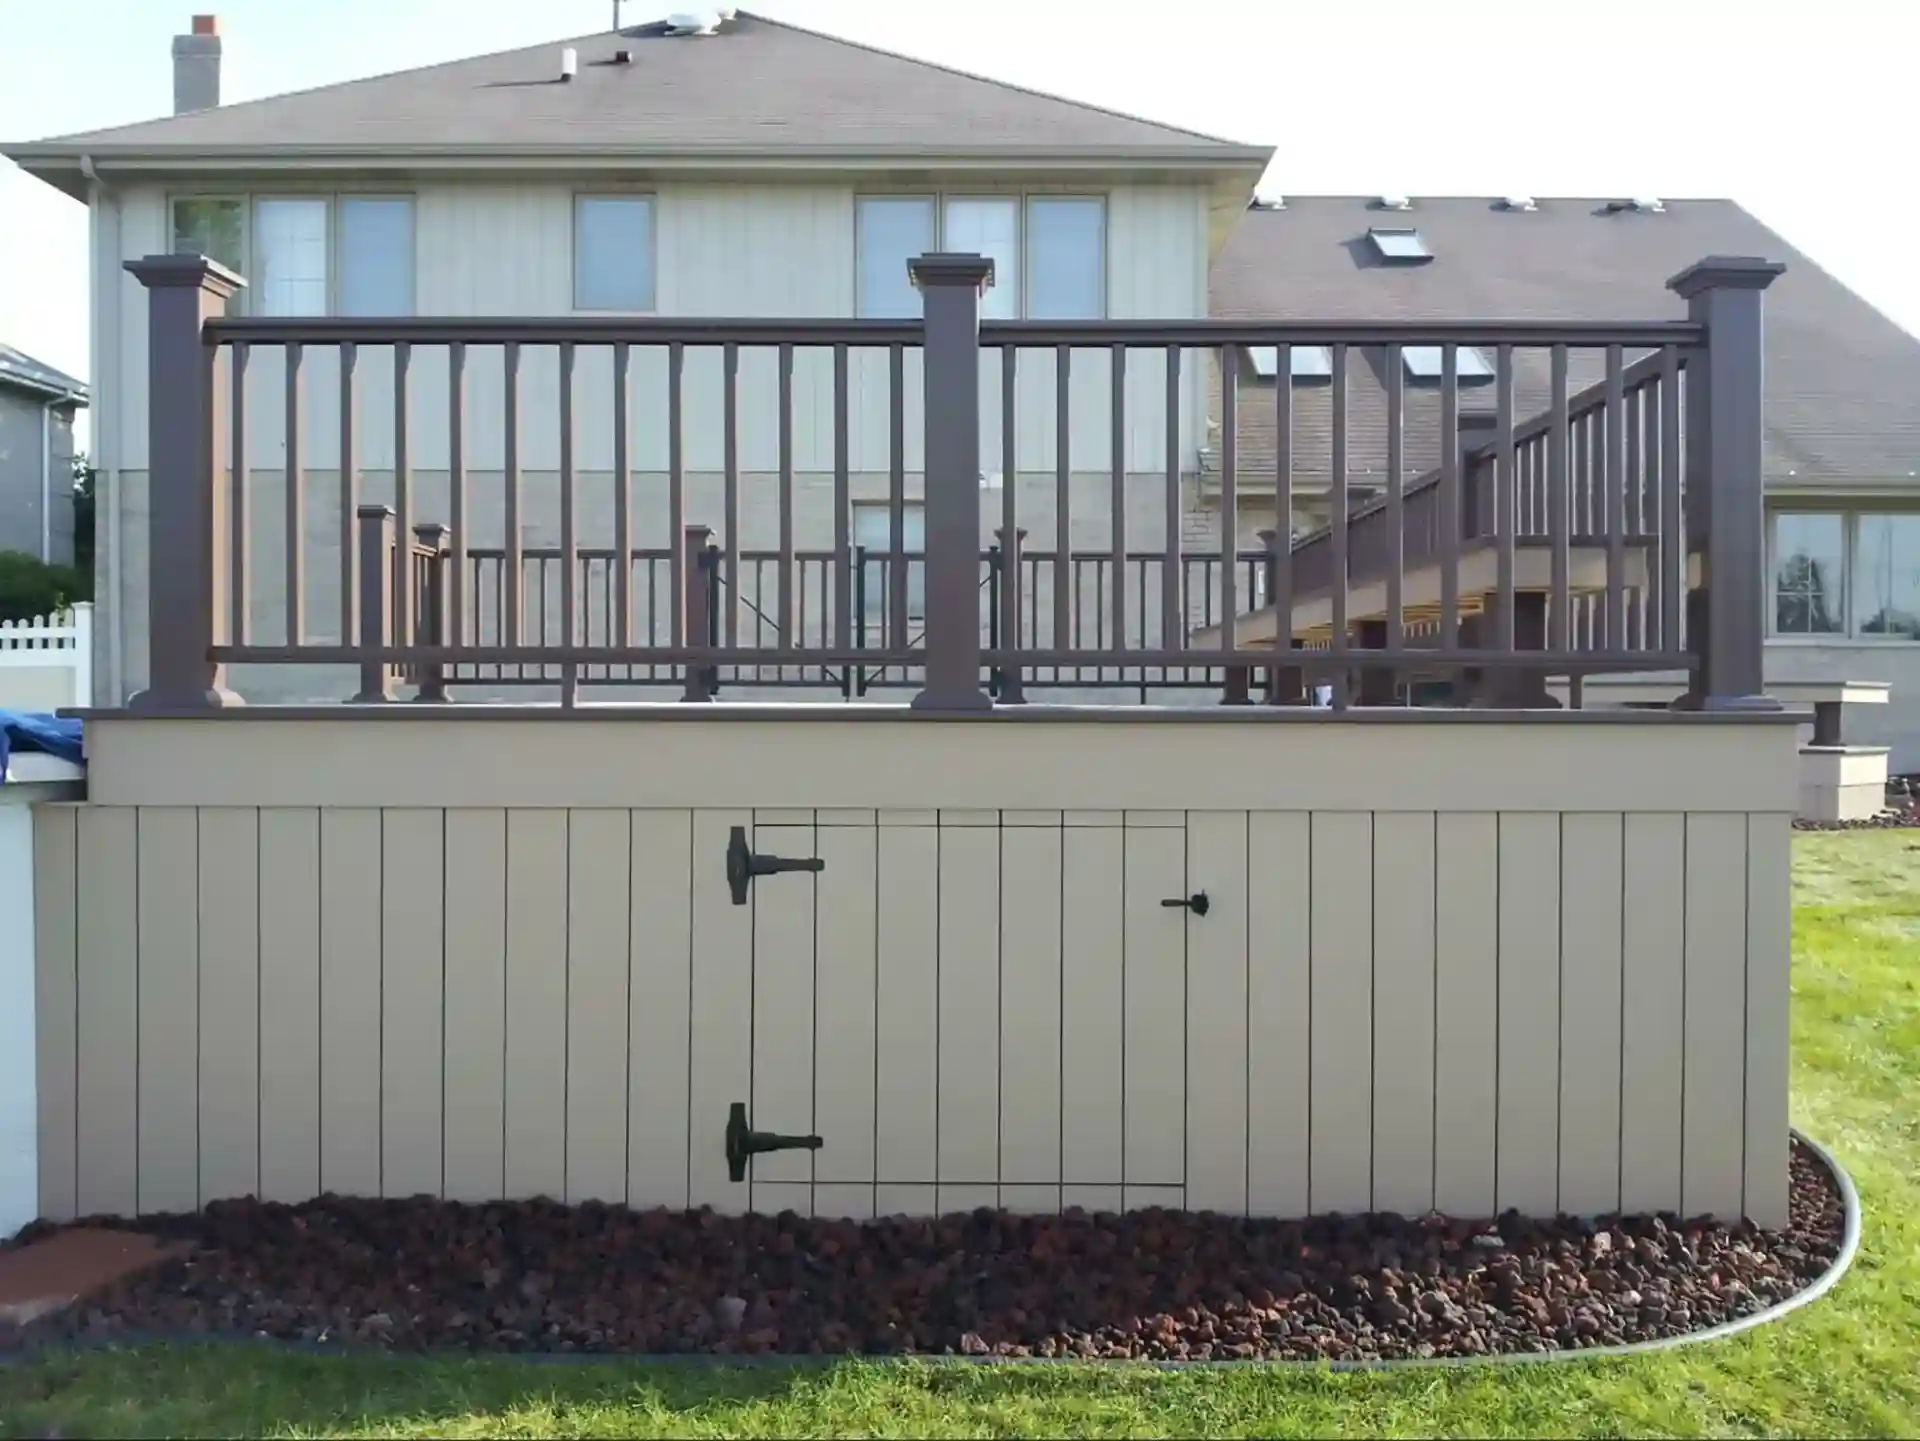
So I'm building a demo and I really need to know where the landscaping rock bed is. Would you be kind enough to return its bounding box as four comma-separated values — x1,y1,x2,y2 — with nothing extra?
3,1141,1844,1364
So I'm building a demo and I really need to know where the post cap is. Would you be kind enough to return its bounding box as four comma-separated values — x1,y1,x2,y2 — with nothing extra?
908,253,996,293
124,253,246,298
355,503,396,520
1667,256,1786,298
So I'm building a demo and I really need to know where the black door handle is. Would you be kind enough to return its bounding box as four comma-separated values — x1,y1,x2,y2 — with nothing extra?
726,825,824,905
1161,891,1211,917
725,1101,823,1182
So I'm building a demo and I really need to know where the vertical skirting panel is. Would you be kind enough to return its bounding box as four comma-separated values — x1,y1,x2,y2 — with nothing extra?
1743,812,1793,1229
441,808,507,1202
1371,812,1436,1218
1246,812,1309,1217
814,821,879,1203
997,824,1063,1205
1620,813,1686,1213
1060,825,1123,1188
318,809,382,1197
1557,813,1625,1216
31,806,78,1223
1683,812,1750,1219
937,820,1001,1200
74,807,138,1217
503,809,567,1200
1433,813,1498,1216
688,808,752,1211
380,809,445,1199
564,809,633,1206
1184,811,1248,1216
1121,816,1185,1189
257,808,321,1202
751,820,819,1195
196,807,260,1207
135,808,198,1214
1496,813,1562,1218
1308,813,1372,1215
626,810,692,1210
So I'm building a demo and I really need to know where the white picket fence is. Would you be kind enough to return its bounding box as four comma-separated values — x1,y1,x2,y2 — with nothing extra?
0,602,93,711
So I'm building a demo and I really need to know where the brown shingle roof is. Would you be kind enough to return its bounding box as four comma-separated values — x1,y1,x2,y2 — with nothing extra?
10,12,1264,160
1208,197,1920,495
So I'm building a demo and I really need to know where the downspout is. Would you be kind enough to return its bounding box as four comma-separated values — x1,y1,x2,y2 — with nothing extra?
40,400,52,563
79,152,119,703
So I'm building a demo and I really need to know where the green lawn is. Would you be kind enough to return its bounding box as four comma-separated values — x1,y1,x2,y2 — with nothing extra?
3,830,1917,1440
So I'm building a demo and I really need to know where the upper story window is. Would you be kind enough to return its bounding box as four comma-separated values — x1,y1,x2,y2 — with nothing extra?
1770,510,1920,639
855,194,1106,319
168,194,416,317
573,194,656,312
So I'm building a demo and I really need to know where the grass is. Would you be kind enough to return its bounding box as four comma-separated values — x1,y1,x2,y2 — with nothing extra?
3,830,1917,1439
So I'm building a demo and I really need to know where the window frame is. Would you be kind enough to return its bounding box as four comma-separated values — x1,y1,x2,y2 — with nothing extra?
851,190,1109,320
1766,506,1920,643
570,191,660,315
165,189,418,317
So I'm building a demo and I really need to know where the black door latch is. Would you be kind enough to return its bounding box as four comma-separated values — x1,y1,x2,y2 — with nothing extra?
726,825,825,905
1161,891,1211,917
725,1101,823,1182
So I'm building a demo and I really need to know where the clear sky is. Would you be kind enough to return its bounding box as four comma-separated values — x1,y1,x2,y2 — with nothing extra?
4,0,1917,438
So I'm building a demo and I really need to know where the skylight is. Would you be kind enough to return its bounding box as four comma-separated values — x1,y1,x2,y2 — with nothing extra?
1403,346,1496,384
1247,345,1334,381
1368,228,1432,263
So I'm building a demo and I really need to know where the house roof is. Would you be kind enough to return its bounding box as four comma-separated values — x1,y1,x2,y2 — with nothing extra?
0,345,88,406
1208,197,1920,496
6,11,1267,168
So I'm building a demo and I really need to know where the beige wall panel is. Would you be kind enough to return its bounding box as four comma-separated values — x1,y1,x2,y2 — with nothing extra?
319,808,382,1197
74,806,138,1216
1061,826,1124,1185
627,809,694,1210
1433,812,1498,1217
1309,812,1372,1215
381,809,445,1200
689,808,753,1211
566,808,632,1205
812,822,878,1191
1743,813,1794,1230
875,824,938,1184
1123,818,1185,1187
1246,812,1310,1218
938,823,1000,1186
442,808,507,1203
751,822,818,1190
1558,812,1625,1217
998,825,1063,1186
1184,810,1249,1216
32,806,78,1221
1496,813,1562,1218
1620,813,1686,1214
1683,812,1749,1220
136,808,199,1214
197,807,261,1205
503,808,568,1199
258,807,322,1203
1372,811,1436,1219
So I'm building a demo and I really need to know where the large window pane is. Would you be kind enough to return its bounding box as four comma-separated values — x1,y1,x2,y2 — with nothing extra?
337,197,415,317
941,197,1019,320
170,197,244,272
574,196,655,311
253,198,329,317
1771,512,1845,635
857,198,934,318
853,502,926,620
1856,513,1920,638
1026,197,1105,320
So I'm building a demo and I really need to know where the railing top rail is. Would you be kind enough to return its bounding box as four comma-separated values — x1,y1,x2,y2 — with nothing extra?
202,314,1705,351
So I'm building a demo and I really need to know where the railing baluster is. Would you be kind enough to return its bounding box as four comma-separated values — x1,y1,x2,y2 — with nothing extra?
393,340,413,660
613,341,632,651
1604,344,1627,652
1439,344,1460,653
723,341,741,648
668,342,685,648
1384,341,1404,652
558,341,577,706
778,341,795,651
681,523,713,702
1548,344,1570,653
835,342,852,654
351,503,394,702
1659,345,1684,654
1110,343,1127,659
996,525,1025,703
411,522,449,703
1493,344,1516,653
230,341,249,646
1161,344,1182,653
503,341,522,648
284,340,305,645
1271,343,1294,694
888,342,908,653
338,341,358,655
1054,344,1072,659
1219,345,1238,660
1004,346,1021,683
1328,341,1349,709
448,342,467,649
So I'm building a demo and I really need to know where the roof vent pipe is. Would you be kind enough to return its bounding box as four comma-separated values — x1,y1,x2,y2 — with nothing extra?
560,46,579,81
172,14,222,115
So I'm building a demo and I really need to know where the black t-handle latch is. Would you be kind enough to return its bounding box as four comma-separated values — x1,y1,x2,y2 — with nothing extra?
726,825,825,904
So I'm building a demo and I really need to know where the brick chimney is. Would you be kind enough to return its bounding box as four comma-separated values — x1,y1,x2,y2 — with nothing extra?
172,15,222,115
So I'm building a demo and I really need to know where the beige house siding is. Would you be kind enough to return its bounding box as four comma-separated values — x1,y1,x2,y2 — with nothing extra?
35,713,1796,1226
90,178,1214,704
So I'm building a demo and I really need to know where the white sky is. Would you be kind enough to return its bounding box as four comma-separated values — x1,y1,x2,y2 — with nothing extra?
4,0,1917,447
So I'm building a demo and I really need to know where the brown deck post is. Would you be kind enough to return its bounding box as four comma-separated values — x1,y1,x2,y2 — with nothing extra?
411,522,450,703
1668,256,1786,712
681,523,716,703
125,254,246,711
994,525,1027,704
908,254,995,711
350,504,396,703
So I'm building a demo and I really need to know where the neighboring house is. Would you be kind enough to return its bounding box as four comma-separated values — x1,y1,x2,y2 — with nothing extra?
2,11,1268,707
0,345,87,568
1204,197,1920,769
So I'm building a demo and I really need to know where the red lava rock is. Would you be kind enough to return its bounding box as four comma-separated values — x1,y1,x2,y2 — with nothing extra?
1,1142,1845,1364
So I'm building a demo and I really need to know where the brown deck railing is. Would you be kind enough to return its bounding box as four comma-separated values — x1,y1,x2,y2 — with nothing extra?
121,250,1783,712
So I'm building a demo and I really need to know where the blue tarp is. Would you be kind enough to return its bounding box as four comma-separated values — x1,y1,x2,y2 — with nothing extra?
0,710,84,776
